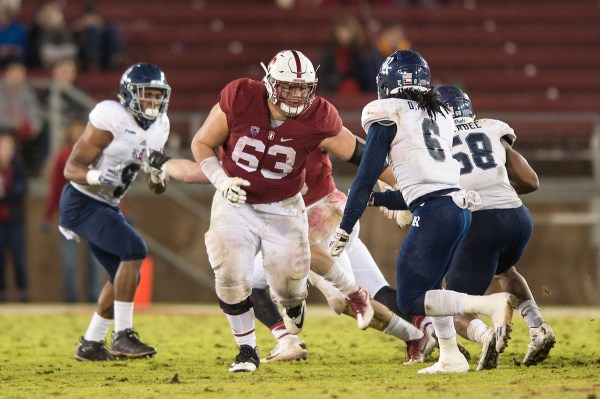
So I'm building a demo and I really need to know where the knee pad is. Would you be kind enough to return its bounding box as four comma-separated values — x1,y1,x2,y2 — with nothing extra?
218,297,253,315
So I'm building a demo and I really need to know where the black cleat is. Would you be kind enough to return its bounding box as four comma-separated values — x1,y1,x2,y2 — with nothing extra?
110,328,157,359
229,345,260,372
75,337,113,361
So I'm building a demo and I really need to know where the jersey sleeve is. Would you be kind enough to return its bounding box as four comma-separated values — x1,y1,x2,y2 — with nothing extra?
361,99,400,133
300,97,343,138
340,123,395,233
479,118,517,146
219,79,244,118
89,100,123,136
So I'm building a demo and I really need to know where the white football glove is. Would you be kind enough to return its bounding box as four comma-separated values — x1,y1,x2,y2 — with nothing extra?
328,227,350,257
87,165,124,186
218,177,250,207
395,210,413,228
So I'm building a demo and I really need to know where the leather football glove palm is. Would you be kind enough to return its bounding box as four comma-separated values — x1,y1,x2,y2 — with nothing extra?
329,227,350,257
218,177,250,207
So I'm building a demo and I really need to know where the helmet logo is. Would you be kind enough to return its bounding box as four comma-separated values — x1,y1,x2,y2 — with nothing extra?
402,72,413,85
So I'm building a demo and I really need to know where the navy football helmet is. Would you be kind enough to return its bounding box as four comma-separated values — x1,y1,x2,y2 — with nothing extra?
376,50,431,99
434,85,475,124
118,63,171,129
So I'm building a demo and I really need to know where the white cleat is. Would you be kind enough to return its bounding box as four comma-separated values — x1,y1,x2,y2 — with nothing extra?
523,322,556,366
261,335,308,363
283,301,306,335
417,353,470,374
476,327,499,371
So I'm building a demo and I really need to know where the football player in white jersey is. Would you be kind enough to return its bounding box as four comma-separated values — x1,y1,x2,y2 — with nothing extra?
60,63,174,361
329,50,517,374
436,85,555,370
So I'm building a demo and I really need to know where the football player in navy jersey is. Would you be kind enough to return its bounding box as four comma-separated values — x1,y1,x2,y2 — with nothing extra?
191,50,390,372
330,50,518,374
436,85,555,370
61,63,176,362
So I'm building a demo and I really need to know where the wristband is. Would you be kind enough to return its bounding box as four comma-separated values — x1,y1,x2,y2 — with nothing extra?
86,170,101,185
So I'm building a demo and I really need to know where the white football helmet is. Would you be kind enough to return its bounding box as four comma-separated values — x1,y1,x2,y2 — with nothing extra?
261,50,318,117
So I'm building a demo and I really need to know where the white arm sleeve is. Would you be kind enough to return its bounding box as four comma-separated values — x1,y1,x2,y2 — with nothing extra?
199,156,229,189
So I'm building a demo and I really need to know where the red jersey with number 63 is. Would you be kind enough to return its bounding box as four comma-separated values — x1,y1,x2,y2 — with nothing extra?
219,78,342,204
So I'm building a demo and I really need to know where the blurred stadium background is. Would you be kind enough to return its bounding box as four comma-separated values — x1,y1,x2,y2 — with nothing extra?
9,0,600,305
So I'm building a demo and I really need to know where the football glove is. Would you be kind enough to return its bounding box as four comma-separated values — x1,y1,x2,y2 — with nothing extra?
87,165,125,186
395,210,413,228
147,151,171,185
329,226,350,257
218,177,250,207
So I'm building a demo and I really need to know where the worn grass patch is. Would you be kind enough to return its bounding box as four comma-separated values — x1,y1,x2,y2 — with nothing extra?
0,305,598,399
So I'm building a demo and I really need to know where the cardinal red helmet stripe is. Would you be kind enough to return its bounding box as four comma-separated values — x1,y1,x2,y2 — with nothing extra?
291,50,302,78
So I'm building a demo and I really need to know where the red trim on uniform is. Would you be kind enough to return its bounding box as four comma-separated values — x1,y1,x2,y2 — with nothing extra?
291,50,302,78
233,329,256,337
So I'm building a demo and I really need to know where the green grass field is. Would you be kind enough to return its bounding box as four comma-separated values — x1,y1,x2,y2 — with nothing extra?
0,304,598,399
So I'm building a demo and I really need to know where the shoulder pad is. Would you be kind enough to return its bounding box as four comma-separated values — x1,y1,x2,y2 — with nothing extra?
478,118,516,145
361,99,400,133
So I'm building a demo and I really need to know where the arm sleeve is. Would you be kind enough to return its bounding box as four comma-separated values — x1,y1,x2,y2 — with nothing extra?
340,123,396,232
371,190,408,210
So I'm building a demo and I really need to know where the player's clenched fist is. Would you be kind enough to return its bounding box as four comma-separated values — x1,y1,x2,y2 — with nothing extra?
328,226,350,256
218,177,250,207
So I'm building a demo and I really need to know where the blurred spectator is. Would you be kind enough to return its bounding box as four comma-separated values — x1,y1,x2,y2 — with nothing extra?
363,23,412,91
0,62,42,175
0,2,27,68
37,58,92,175
0,130,28,302
72,4,126,71
42,119,103,302
319,14,370,93
25,1,77,69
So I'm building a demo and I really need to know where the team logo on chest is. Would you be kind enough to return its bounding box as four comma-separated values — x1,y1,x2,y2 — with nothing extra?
268,131,275,140
250,126,260,137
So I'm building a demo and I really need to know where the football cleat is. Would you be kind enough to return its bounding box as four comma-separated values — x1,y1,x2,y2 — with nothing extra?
417,350,469,374
347,288,374,330
229,345,260,372
523,322,556,366
75,337,113,361
283,301,306,335
476,327,499,371
261,335,308,363
404,317,437,364
110,328,157,359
